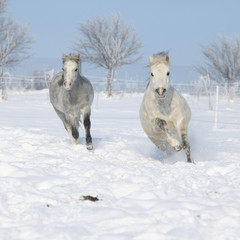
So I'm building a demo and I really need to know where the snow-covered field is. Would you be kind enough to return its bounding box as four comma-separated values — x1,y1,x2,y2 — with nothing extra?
0,90,240,240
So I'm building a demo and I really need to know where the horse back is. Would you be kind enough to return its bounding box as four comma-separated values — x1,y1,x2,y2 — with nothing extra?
79,74,94,105
172,89,191,123
51,72,64,87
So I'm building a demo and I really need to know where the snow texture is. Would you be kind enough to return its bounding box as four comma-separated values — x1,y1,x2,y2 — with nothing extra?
0,90,240,240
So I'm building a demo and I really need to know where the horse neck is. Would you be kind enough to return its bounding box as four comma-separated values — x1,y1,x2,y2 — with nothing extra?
155,86,174,115
73,72,82,86
78,71,86,84
65,72,82,97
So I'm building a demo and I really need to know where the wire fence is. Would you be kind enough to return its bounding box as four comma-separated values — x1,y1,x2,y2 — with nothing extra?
1,74,240,128
1,73,240,99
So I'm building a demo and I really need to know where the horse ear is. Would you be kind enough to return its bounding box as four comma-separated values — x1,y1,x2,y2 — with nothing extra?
149,56,154,64
166,55,170,63
62,53,66,61
76,54,80,62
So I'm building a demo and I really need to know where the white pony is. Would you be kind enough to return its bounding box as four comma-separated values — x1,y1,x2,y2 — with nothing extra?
140,52,193,163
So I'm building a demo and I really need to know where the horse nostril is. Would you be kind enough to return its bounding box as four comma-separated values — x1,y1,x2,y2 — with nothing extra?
155,88,166,96
64,81,71,89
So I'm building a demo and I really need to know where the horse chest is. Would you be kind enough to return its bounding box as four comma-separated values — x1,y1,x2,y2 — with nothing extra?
59,91,80,112
157,103,172,116
149,96,173,119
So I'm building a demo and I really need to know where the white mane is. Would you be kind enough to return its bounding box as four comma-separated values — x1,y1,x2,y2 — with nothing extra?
149,52,170,67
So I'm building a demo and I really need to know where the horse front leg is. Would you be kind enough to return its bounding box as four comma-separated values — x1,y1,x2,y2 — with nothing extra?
68,125,79,144
65,116,79,145
83,112,93,150
53,107,79,144
66,123,79,145
155,118,182,152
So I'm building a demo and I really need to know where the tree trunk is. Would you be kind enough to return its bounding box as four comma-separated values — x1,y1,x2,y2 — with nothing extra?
112,68,116,86
106,68,113,97
205,74,213,110
228,80,235,101
0,66,7,100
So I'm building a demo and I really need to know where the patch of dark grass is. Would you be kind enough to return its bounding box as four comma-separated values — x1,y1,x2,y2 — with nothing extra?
80,195,100,202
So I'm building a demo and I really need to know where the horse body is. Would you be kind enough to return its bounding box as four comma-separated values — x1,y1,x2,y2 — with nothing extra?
140,52,193,163
49,53,94,149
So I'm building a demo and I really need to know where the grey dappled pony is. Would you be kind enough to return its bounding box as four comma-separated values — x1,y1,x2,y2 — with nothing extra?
140,52,193,163
49,53,94,150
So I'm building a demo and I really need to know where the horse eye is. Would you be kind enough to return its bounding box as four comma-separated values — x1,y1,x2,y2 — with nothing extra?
167,72,170,76
151,72,154,77
75,68,78,72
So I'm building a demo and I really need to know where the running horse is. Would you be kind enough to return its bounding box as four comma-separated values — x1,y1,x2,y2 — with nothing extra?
49,53,94,150
140,52,193,163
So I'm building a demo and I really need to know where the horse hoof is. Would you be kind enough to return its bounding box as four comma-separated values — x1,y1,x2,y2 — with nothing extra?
187,158,195,164
173,145,182,152
71,139,79,145
86,144,93,150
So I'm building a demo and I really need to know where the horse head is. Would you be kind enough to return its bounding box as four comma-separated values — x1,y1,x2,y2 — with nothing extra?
149,52,170,98
62,53,80,90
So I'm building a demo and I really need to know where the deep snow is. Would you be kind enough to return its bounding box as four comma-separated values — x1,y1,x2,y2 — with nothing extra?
0,90,240,240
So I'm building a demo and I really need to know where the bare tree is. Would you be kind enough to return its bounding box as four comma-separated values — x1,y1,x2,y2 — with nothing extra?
0,0,6,13
73,14,142,96
195,35,240,90
0,0,33,100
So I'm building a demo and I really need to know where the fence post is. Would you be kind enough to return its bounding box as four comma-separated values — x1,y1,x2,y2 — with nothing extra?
214,85,219,129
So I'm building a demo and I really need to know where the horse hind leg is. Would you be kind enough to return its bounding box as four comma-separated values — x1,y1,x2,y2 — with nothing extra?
181,134,194,163
83,112,93,150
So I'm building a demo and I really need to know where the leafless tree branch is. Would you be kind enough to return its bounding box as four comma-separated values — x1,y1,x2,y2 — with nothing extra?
195,35,240,87
73,14,142,96
0,0,33,99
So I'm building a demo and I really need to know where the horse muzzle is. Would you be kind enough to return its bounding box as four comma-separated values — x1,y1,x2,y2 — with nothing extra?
155,87,167,98
63,81,72,90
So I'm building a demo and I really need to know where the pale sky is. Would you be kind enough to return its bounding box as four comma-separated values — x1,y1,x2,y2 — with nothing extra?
6,0,240,75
